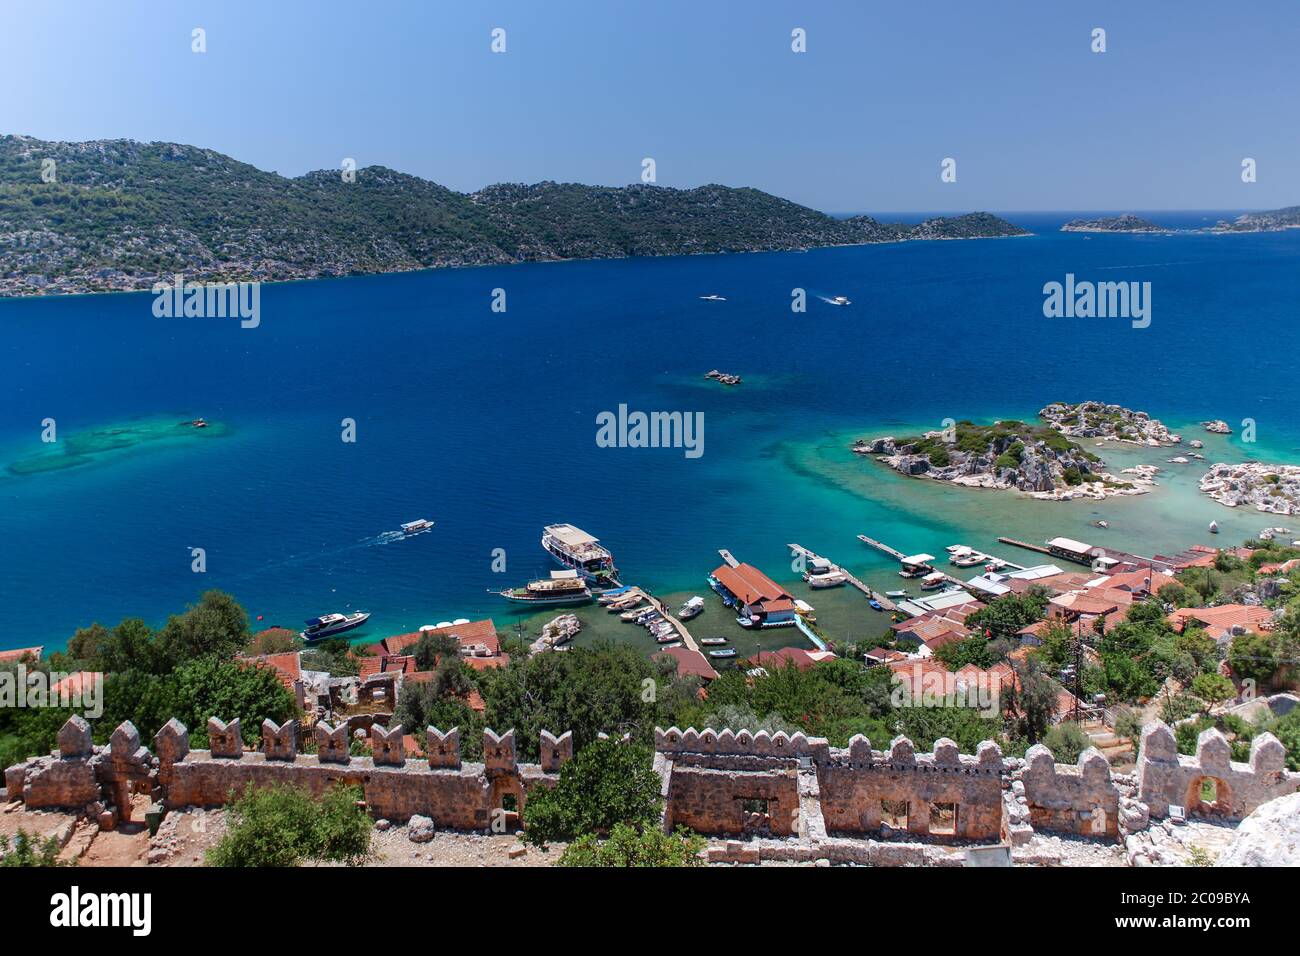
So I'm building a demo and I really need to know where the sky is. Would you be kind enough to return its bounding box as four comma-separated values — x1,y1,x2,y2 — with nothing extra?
1,0,1297,213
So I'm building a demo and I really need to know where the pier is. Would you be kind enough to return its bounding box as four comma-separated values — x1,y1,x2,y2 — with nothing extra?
645,595,701,654
997,537,1054,557
788,543,897,612
717,549,739,568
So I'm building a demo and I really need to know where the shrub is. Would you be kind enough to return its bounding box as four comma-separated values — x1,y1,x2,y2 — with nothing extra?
521,737,661,847
0,830,68,867
559,823,705,867
207,783,371,867
1042,721,1090,763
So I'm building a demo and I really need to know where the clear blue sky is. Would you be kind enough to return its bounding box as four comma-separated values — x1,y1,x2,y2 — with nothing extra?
2,0,1296,212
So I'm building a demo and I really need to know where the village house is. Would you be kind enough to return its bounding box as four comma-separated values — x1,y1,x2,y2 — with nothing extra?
0,645,43,664
1168,604,1276,649
654,645,719,683
710,562,799,628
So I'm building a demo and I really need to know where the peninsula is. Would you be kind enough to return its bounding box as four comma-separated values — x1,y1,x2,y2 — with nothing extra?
0,135,1029,297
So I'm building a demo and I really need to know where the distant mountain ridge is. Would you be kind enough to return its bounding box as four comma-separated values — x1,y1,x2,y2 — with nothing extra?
0,134,1028,296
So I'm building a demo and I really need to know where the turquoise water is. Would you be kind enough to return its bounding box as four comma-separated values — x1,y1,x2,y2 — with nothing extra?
2,210,1298,651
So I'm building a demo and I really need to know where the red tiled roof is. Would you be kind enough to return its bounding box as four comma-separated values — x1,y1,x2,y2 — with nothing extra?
711,563,791,607
237,651,302,692
1168,605,1273,635
373,618,500,658
654,646,719,681
50,671,101,697
0,645,43,664
746,647,822,671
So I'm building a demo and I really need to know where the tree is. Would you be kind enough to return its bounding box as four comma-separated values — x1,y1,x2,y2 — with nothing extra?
1113,707,1143,750
412,631,461,671
1042,722,1090,763
1191,673,1235,706
1228,632,1280,689
154,590,250,668
964,590,1049,642
933,636,1002,670
207,783,371,867
521,738,661,847
1009,655,1058,743
559,823,705,867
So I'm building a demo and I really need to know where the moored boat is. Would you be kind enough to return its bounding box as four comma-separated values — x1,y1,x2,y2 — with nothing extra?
301,611,370,642
709,647,738,658
542,524,618,584
805,569,848,589
679,596,705,619
496,570,593,606
700,637,728,646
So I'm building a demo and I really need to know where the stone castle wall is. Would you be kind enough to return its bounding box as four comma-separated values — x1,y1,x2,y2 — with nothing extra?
5,716,1298,852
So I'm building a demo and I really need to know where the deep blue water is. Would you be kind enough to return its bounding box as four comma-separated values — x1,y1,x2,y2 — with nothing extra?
2,211,1298,649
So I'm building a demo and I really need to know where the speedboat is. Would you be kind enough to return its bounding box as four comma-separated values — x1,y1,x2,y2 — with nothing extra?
1209,521,1220,534
301,611,370,642
885,590,909,598
679,596,705,619
828,295,851,306
699,294,727,302
401,518,435,535
709,648,738,659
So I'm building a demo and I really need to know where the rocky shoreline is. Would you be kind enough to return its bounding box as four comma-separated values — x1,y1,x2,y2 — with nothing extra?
1199,462,1300,515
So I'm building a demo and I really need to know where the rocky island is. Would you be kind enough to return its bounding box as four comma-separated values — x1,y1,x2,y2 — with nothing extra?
1039,400,1181,445
705,369,742,386
1199,462,1300,515
851,417,1151,500
1060,214,1167,234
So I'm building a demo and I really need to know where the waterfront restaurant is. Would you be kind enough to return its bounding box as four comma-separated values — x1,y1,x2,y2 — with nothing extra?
1045,536,1097,565
710,562,798,628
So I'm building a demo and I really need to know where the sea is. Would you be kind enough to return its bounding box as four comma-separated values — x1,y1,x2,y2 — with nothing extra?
2,210,1298,657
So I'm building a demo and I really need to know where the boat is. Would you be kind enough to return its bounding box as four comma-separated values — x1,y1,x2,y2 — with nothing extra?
542,524,618,584
400,518,435,535
945,545,963,554
620,608,646,622
655,632,681,644
301,611,370,642
700,637,729,646
828,295,852,306
951,551,983,568
707,574,737,607
868,599,883,611
597,585,635,604
885,590,909,598
920,571,948,591
708,648,738,658
699,294,727,302
496,570,593,606
187,418,208,429
678,596,705,619
805,569,848,589
1091,520,1109,529
1209,521,1220,534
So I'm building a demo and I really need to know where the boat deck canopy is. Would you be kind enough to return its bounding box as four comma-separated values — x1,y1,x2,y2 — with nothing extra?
545,524,599,547
901,553,936,565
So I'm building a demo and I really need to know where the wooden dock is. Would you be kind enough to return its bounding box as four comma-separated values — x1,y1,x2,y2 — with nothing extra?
788,543,897,613
717,549,739,568
997,537,1052,557
857,534,906,562
646,595,701,654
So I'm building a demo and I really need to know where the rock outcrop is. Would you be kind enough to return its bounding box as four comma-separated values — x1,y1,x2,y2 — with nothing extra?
1199,462,1300,515
1039,401,1180,445
1215,792,1300,866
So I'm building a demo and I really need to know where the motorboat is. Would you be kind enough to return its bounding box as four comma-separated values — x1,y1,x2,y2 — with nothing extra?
400,518,435,535
885,590,909,599
868,599,883,611
708,648,738,658
301,611,370,642
655,631,681,644
700,637,729,646
496,570,593,606
805,569,848,589
699,294,727,302
679,596,706,620
920,571,948,591
542,524,618,584
828,295,851,306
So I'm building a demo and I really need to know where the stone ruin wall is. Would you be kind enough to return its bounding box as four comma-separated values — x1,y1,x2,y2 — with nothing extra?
653,721,1300,845
4,715,1298,851
3,715,572,830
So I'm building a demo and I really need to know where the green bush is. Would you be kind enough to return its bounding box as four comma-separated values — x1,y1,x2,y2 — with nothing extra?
559,823,705,867
1042,722,1090,763
0,830,69,867
521,738,662,847
206,783,371,867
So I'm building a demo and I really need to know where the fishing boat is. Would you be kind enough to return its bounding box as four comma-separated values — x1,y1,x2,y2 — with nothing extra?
678,596,705,620
700,637,729,646
400,518,435,535
805,569,848,589
655,632,680,644
658,642,683,649
301,611,370,642
885,589,909,598
709,648,738,658
920,571,948,591
620,608,646,622
496,570,593,606
542,524,618,584
868,599,883,611
951,551,984,568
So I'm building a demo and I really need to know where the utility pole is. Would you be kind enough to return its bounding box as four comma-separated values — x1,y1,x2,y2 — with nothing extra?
1073,620,1084,723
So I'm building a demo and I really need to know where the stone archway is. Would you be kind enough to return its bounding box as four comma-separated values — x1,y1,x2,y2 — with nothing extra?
1186,776,1232,817
489,776,525,831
